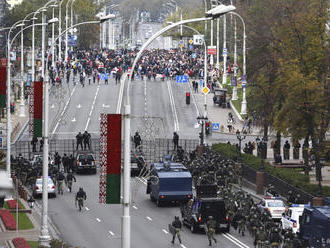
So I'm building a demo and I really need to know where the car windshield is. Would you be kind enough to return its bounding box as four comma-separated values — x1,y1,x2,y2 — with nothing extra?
36,178,53,185
267,201,284,207
78,154,94,162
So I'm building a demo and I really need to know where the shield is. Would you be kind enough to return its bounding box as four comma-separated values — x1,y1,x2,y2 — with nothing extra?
168,224,175,235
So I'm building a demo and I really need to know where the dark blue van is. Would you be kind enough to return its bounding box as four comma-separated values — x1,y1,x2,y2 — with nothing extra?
299,206,330,248
146,162,193,207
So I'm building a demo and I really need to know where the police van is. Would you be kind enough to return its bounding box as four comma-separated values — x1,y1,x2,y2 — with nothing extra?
281,204,309,233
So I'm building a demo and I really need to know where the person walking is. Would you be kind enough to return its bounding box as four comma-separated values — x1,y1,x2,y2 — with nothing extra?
75,187,87,211
83,131,91,150
66,171,76,193
56,170,66,195
31,137,38,152
206,216,217,246
170,216,182,244
173,132,179,151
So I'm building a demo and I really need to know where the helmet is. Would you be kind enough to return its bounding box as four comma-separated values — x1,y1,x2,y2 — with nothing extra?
175,216,179,220
79,187,83,191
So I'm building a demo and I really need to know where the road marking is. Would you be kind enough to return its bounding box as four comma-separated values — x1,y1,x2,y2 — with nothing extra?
85,85,100,131
132,205,138,210
50,104,55,109
71,117,76,122
224,233,250,248
96,218,101,222
116,73,127,114
146,216,152,221
108,230,114,236
162,229,168,234
222,233,249,248
77,104,81,108
85,207,89,211
51,85,76,136
180,244,187,248
167,80,179,131
137,177,147,185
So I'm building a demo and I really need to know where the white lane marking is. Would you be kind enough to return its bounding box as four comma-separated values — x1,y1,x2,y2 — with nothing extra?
167,80,179,131
102,104,110,108
96,218,101,222
50,104,55,109
132,205,138,210
77,104,81,108
108,230,114,236
85,85,100,131
85,207,89,211
222,234,248,248
116,73,127,114
224,233,250,248
71,117,76,122
180,244,187,248
146,216,152,221
52,85,76,135
162,229,168,234
144,79,147,116
137,177,147,185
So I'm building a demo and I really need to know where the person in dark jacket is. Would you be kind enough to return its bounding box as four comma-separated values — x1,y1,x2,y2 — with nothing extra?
173,132,179,151
171,216,182,244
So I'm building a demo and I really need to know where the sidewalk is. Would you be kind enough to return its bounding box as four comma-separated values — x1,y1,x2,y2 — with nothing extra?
192,81,330,188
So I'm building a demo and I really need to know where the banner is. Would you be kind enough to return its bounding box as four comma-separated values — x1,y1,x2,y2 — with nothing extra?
33,81,43,138
0,66,6,108
99,113,122,204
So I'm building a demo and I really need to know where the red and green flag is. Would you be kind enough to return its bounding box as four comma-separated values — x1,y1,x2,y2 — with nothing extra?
99,113,122,204
33,81,43,138
0,66,7,108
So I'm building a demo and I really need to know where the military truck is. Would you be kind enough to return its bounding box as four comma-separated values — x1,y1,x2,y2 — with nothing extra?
299,205,330,248
180,184,230,233
146,162,192,207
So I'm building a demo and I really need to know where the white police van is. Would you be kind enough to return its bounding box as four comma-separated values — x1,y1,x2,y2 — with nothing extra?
258,196,286,220
281,204,310,233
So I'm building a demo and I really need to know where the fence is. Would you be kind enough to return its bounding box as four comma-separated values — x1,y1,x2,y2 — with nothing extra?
12,137,200,164
241,164,314,203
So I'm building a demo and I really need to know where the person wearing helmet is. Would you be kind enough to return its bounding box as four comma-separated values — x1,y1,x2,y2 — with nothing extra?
75,187,87,211
170,216,182,244
206,216,217,246
254,226,266,247
56,170,66,195
269,228,281,248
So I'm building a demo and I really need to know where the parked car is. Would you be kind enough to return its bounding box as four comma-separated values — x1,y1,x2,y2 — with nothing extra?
33,176,56,198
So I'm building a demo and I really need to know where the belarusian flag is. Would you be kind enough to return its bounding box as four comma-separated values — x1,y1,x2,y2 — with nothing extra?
33,81,43,137
0,66,6,108
99,114,122,204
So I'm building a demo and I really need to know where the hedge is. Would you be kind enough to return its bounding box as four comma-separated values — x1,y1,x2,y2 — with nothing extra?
0,208,16,230
212,143,330,197
12,237,31,248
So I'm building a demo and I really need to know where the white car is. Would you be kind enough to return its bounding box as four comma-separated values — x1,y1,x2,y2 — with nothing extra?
258,196,286,220
281,204,309,233
33,177,56,198
30,154,54,166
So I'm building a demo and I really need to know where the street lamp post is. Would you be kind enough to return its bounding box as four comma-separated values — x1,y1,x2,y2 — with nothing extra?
222,14,227,85
124,5,235,247
232,17,238,100
58,0,63,61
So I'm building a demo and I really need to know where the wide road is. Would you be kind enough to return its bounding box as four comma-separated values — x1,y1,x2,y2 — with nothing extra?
25,73,255,248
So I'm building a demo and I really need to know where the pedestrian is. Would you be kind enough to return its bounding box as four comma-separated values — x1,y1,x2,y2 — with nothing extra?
283,140,290,160
66,171,76,193
56,170,66,195
31,136,38,153
54,152,62,170
27,195,35,209
206,216,217,246
62,153,69,173
173,132,179,150
76,132,84,150
75,187,87,211
83,131,91,150
133,131,142,149
39,138,43,152
170,216,182,244
104,72,108,84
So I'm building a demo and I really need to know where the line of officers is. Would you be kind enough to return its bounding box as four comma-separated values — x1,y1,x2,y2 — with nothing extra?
168,147,304,247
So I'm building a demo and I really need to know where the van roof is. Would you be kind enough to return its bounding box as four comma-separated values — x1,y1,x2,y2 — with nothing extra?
306,206,330,219
157,171,191,178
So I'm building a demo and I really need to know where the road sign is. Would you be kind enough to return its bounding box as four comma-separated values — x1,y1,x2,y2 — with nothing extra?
208,46,217,55
189,44,194,50
189,39,193,44
202,87,210,95
176,75,188,83
179,40,184,45
222,48,228,56
193,35,204,45
179,44,184,49
212,123,220,131
231,76,237,86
